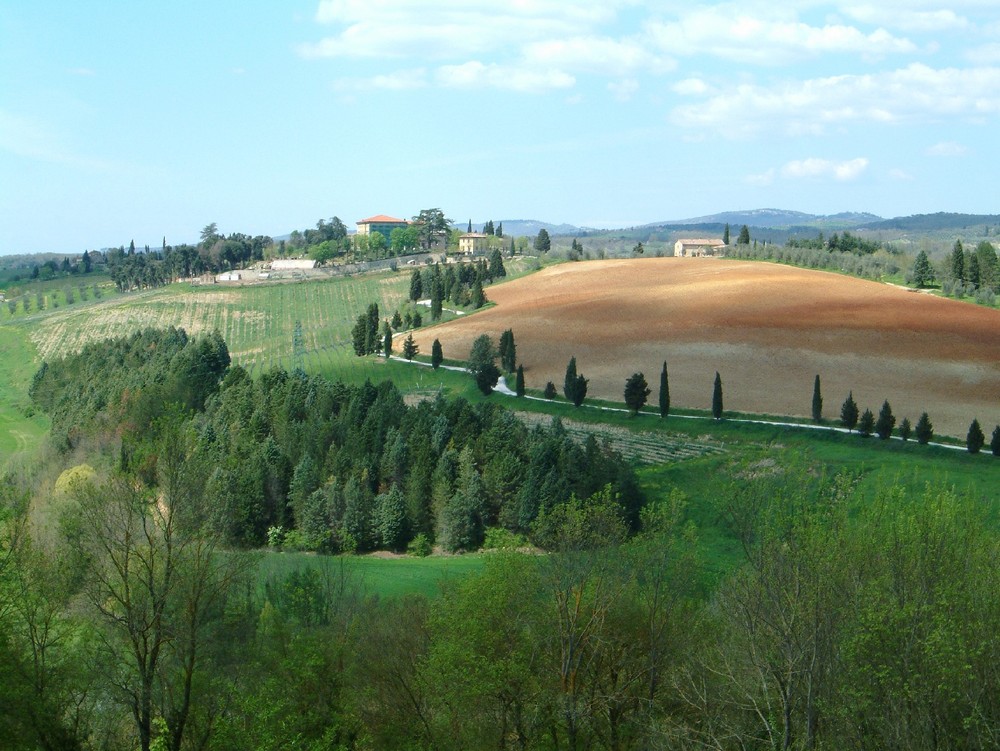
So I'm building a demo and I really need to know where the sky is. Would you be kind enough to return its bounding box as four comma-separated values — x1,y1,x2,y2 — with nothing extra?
2,1,999,255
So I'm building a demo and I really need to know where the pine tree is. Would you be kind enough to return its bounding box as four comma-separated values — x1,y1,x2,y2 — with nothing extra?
991,425,1000,456
858,408,875,436
911,250,934,288
712,372,723,420
515,364,525,397
899,417,912,441
840,392,859,432
544,381,557,399
402,333,418,360
431,339,443,369
737,225,751,245
967,419,985,454
811,375,823,423
915,412,933,444
658,361,670,419
875,400,895,440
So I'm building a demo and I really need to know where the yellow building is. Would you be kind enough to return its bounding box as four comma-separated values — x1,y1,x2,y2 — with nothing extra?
458,232,490,255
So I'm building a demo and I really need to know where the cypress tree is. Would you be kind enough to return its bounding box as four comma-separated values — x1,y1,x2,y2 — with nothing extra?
951,240,965,283
409,269,423,301
899,417,912,441
991,425,1000,456
543,382,557,399
515,364,525,397
564,357,578,401
659,361,670,419
382,325,393,359
712,372,723,420
431,339,443,369
811,375,823,423
967,419,985,454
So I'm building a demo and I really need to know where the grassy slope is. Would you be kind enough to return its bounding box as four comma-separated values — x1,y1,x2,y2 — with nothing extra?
0,326,50,471
8,260,1000,598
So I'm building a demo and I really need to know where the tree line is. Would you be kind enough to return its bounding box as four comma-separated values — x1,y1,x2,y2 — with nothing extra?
29,327,645,555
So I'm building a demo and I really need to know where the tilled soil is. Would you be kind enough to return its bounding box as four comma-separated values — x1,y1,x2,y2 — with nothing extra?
410,258,1000,438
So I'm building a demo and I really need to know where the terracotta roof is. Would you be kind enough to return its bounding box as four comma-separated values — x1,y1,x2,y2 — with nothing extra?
357,214,408,224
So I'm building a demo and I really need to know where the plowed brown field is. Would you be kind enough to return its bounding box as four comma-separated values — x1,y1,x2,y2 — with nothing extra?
410,258,1000,438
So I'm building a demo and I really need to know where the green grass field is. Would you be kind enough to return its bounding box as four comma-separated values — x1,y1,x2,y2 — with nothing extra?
0,326,50,471
256,550,488,600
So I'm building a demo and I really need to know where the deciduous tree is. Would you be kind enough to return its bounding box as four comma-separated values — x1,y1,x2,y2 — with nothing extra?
624,372,650,415
468,334,500,395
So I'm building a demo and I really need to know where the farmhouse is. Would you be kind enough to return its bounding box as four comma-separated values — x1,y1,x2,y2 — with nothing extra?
458,233,489,255
357,214,409,241
270,259,318,270
216,271,243,282
674,238,726,257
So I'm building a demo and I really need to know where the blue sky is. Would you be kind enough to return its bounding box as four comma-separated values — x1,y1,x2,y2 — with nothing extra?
2,1,999,254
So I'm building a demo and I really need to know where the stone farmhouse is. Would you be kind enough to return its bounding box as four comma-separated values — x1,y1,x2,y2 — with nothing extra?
674,238,727,257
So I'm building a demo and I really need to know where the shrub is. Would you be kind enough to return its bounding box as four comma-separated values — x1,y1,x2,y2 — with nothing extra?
408,532,432,557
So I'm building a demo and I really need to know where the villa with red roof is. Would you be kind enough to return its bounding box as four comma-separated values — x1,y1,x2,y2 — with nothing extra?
356,214,410,241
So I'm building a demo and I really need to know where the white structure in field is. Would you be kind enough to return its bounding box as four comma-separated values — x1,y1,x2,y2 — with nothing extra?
674,238,726,257
270,259,318,270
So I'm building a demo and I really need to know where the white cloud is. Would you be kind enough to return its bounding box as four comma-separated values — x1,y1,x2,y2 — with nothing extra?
671,64,1000,137
672,77,710,96
842,4,969,32
967,43,1000,65
745,168,776,186
523,36,673,76
300,1,675,93
435,61,575,92
304,0,622,60
889,168,914,180
925,141,967,156
608,78,639,101
781,157,869,180
647,6,916,65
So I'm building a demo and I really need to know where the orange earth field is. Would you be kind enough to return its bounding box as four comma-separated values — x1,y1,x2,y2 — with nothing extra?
409,258,1000,439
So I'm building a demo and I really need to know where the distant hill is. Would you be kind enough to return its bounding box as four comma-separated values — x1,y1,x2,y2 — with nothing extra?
649,209,882,229
860,212,1000,231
